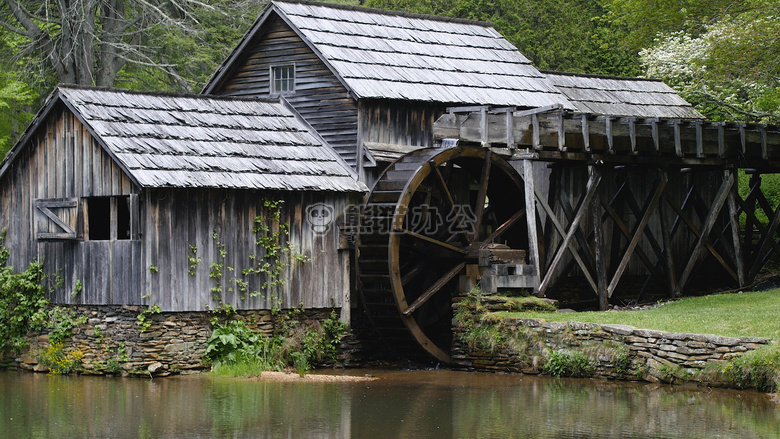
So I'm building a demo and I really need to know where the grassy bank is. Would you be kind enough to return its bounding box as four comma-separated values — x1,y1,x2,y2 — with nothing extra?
504,289,780,341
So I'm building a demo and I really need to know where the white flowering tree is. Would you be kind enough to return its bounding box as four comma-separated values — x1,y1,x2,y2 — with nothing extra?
640,4,779,124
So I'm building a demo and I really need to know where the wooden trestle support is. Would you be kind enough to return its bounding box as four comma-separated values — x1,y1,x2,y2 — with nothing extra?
356,106,780,363
432,106,780,311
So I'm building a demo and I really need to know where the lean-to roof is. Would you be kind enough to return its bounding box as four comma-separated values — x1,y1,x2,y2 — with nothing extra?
545,72,704,119
206,0,573,109
1,86,366,192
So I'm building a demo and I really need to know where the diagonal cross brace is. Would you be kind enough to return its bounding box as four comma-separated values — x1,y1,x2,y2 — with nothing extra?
674,173,735,296
538,169,602,295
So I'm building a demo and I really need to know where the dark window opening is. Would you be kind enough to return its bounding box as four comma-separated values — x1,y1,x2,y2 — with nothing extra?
85,196,132,241
117,196,131,240
87,197,111,240
271,65,295,95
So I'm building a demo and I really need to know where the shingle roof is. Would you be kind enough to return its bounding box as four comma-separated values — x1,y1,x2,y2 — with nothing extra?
207,0,574,109
545,72,704,119
9,86,366,192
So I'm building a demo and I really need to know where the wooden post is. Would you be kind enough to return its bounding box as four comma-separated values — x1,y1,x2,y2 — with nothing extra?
523,159,541,292
725,168,745,287
675,172,734,295
607,170,668,297
591,167,609,310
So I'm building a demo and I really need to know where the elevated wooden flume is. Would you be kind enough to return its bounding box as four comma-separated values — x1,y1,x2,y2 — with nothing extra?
357,105,780,363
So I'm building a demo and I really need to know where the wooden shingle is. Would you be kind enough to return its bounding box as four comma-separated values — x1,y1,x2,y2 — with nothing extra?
545,71,704,119
1,86,366,193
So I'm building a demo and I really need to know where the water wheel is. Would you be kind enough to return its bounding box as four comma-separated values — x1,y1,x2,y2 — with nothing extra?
357,145,528,363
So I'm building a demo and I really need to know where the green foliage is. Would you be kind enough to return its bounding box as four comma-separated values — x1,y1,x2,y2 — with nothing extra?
602,0,754,54
543,350,594,378
205,310,347,376
40,341,83,375
364,0,637,75
70,280,83,298
45,306,87,344
637,0,779,123
149,265,159,274
0,72,35,159
136,304,162,333
658,363,694,384
0,230,49,354
188,245,202,276
717,347,780,392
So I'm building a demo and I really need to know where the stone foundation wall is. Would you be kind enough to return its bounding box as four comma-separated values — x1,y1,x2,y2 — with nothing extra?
7,305,357,376
452,317,772,383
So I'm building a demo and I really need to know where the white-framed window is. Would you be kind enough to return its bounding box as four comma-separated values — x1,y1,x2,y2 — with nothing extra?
271,65,295,95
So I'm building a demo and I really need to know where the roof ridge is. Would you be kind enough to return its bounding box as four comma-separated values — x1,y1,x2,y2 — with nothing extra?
542,70,665,83
56,84,281,104
273,0,495,28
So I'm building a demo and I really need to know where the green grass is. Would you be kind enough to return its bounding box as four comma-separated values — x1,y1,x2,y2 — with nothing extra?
502,289,780,341
208,360,280,378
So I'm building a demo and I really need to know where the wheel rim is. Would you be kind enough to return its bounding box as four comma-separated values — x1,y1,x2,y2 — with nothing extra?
358,145,527,363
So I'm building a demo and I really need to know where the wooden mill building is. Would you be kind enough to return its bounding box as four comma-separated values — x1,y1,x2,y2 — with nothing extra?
0,86,366,315
5,0,776,364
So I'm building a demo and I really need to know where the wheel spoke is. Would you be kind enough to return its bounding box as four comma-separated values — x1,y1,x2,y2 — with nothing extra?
483,208,526,245
403,262,466,316
402,263,427,285
429,160,455,207
397,227,466,254
472,150,492,241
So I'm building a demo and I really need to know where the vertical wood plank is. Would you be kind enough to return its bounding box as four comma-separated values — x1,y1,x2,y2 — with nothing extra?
523,159,541,291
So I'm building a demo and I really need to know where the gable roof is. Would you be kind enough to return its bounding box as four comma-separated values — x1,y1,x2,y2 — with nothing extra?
0,86,366,192
545,71,704,119
205,0,573,109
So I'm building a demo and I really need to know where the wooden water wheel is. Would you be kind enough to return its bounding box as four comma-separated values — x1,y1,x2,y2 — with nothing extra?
357,145,528,363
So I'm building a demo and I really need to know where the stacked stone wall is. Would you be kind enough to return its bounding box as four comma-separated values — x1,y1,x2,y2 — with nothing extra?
453,317,771,383
7,305,358,376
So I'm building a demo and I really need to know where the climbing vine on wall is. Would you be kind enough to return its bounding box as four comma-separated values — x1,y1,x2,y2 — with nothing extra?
202,198,308,307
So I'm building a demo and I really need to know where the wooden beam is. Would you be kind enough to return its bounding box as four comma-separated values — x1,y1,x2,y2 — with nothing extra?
472,150,492,241
673,120,682,157
581,114,591,152
538,170,602,295
403,262,466,316
726,169,745,286
651,119,660,153
523,160,541,291
695,121,704,158
593,184,609,310
675,172,735,295
607,172,668,297
557,112,566,152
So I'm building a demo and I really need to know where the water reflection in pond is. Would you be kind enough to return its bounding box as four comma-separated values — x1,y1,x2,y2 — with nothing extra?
1,369,778,438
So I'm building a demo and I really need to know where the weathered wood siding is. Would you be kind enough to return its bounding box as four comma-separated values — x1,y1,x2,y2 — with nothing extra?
543,165,724,294
359,100,446,150
212,14,359,168
0,106,141,304
142,188,356,312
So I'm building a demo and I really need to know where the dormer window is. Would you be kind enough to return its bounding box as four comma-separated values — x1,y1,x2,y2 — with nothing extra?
271,65,295,95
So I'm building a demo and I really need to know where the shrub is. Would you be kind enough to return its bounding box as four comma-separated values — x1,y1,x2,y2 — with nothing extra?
719,347,780,393
543,350,594,378
205,310,347,376
41,341,83,374
0,230,49,354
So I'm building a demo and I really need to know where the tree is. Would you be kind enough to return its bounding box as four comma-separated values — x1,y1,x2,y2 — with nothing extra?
602,0,754,53
363,0,638,75
0,0,267,92
640,0,780,123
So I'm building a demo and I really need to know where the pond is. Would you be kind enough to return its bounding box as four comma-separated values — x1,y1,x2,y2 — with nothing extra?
1,369,778,438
